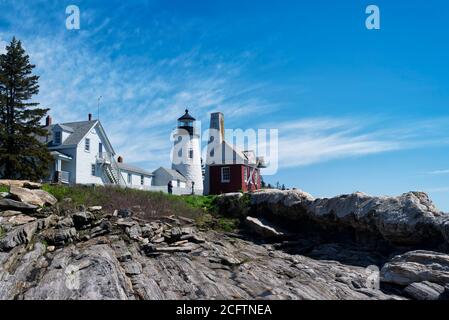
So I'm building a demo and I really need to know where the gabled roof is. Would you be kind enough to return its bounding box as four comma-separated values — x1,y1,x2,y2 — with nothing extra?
118,163,153,176
53,124,74,133
43,120,115,154
58,121,97,146
153,167,187,182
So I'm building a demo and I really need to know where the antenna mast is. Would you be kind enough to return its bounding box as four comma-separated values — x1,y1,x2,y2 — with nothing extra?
97,96,102,120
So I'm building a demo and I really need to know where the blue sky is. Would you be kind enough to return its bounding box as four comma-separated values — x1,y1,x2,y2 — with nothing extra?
1,0,449,210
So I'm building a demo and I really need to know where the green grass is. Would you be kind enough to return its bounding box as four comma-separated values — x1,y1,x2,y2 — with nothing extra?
0,185,9,193
42,184,206,221
182,195,218,213
42,184,241,232
0,226,5,239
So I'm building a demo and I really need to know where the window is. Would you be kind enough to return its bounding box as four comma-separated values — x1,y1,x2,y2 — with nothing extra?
177,179,181,187
221,167,231,183
243,167,248,182
91,164,96,176
141,175,144,185
85,138,90,152
189,149,194,159
127,173,132,184
54,131,62,145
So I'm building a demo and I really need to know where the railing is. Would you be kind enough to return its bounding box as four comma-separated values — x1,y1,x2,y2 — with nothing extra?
96,152,113,164
60,171,70,184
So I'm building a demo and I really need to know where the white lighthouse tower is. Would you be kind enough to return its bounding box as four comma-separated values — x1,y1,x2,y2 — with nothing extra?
171,109,203,194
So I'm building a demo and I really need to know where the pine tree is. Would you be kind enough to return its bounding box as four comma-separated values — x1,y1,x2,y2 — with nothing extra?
0,37,51,180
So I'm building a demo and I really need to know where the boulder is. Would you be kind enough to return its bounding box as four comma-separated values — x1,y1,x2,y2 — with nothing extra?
91,221,112,238
126,224,141,240
0,198,38,212
381,250,449,286
72,211,95,230
9,186,45,207
56,217,74,229
42,228,77,246
31,190,57,206
245,216,284,239
117,209,133,218
404,281,446,300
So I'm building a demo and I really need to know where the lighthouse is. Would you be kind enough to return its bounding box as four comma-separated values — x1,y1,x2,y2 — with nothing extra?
171,109,203,194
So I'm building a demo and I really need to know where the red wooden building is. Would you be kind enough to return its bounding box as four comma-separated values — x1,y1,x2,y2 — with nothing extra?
204,112,265,195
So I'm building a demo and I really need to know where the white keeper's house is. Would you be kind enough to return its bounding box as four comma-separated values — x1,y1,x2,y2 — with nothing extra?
39,112,202,195
40,113,154,189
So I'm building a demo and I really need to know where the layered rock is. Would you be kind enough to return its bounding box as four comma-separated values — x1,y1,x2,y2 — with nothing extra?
248,189,449,249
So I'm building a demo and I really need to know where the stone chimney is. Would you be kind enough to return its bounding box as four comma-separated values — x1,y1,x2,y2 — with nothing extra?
88,113,93,121
45,115,52,126
117,156,123,163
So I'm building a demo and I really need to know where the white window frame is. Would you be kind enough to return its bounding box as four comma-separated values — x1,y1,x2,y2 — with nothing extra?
243,167,248,182
221,167,231,183
91,164,96,176
85,138,90,152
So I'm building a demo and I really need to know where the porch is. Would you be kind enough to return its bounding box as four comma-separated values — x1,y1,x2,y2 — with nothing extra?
50,151,72,184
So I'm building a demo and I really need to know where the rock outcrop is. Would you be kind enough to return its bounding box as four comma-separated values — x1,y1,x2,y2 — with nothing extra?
2,183,449,300
248,189,449,249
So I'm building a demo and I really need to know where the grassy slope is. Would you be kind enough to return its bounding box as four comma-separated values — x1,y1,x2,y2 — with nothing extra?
42,185,240,231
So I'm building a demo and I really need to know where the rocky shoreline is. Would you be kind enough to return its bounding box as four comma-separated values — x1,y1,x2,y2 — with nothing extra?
1,181,449,300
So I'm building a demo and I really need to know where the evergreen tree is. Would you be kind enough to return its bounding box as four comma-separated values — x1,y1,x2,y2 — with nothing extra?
0,37,51,180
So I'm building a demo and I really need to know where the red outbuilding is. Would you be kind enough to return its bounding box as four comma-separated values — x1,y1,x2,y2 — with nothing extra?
204,112,266,195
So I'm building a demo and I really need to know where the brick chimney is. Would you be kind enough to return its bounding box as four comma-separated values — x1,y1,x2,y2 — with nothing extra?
88,113,93,121
45,115,52,126
117,156,123,163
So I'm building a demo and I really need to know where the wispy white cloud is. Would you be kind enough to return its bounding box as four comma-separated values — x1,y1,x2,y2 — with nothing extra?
269,117,449,168
428,169,449,175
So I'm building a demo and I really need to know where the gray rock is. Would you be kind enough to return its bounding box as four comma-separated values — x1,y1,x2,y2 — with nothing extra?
42,227,77,246
56,217,74,229
91,221,112,238
126,224,141,240
0,221,38,251
0,199,38,212
381,250,449,286
250,190,449,247
72,211,95,230
117,209,133,218
23,244,134,300
404,281,446,300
